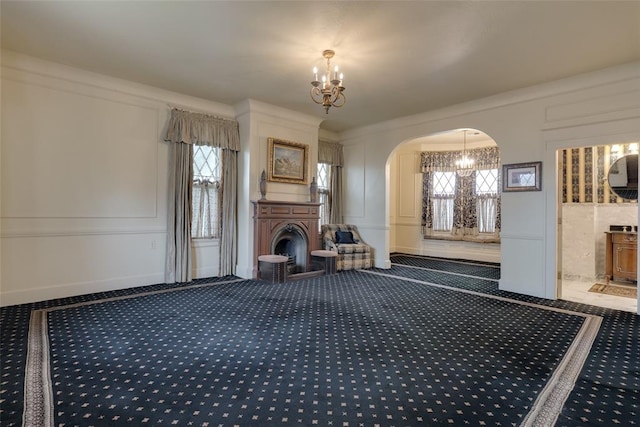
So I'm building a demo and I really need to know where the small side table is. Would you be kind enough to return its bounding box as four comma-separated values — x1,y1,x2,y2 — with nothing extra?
311,250,338,275
258,255,288,283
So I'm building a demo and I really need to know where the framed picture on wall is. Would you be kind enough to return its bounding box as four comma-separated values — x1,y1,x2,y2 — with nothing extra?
502,161,542,192
267,137,309,184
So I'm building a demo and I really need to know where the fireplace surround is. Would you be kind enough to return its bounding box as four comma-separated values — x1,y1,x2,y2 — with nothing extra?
252,199,321,279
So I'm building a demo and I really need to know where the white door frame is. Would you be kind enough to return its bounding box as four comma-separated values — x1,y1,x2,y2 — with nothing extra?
543,118,640,314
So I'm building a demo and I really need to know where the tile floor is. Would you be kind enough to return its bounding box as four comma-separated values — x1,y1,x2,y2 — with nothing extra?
561,279,638,313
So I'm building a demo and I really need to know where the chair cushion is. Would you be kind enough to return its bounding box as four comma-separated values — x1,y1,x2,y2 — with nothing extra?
337,243,370,254
335,230,356,244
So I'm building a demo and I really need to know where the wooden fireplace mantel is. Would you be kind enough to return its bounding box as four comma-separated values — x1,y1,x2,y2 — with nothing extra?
252,200,321,279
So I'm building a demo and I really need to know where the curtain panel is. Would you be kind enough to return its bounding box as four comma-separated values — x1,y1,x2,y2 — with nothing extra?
165,108,240,150
165,143,194,283
318,140,344,166
420,146,500,173
318,140,344,224
164,108,240,282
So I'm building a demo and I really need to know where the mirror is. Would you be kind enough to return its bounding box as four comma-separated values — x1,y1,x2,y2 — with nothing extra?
607,154,638,200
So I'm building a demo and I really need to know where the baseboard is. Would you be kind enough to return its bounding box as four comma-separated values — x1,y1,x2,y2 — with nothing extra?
1,273,165,307
193,266,219,280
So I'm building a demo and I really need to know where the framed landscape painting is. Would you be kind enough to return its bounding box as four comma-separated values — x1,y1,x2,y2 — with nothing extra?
502,161,542,192
267,138,308,184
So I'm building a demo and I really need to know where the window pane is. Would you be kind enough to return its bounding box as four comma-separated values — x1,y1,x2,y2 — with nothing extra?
475,169,498,194
477,196,497,233
192,146,221,238
433,171,456,195
193,145,221,182
432,197,454,231
317,163,331,229
317,163,330,190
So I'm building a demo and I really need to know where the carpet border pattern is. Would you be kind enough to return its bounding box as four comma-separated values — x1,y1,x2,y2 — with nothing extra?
362,270,602,427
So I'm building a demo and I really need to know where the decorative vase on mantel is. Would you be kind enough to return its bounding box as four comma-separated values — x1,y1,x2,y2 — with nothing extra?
309,177,318,203
260,169,267,200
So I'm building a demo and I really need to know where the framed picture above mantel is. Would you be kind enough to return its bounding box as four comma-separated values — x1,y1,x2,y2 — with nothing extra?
267,137,309,184
502,161,542,192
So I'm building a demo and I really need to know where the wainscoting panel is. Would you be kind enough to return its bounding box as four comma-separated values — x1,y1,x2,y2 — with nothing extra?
1,232,166,306
500,233,545,298
398,152,419,218
2,78,159,219
343,144,365,218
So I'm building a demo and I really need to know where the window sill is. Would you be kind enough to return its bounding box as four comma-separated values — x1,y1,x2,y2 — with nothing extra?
424,234,500,244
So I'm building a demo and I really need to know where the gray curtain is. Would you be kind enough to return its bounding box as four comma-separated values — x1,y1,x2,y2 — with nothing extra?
219,148,237,276
164,108,240,282
329,165,343,223
165,142,194,283
318,140,344,224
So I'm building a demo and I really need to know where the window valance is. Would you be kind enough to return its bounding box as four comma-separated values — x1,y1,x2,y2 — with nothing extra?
420,146,500,173
164,108,240,151
318,140,344,167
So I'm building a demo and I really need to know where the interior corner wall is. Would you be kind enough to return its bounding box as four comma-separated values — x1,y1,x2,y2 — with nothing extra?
0,52,235,306
339,62,640,300
234,100,322,279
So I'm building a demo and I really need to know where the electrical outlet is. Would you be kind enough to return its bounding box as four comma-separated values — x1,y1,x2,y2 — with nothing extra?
151,240,157,250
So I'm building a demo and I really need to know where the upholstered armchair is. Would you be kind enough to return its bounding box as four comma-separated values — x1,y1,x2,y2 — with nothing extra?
320,224,372,271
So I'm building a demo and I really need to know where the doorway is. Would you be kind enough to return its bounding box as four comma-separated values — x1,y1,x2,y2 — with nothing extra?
388,129,501,264
557,144,638,313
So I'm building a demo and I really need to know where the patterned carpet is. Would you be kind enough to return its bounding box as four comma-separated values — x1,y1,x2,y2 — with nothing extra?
1,254,638,426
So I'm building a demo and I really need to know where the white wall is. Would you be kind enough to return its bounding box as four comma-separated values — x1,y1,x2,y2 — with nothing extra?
235,100,322,279
562,204,637,282
0,52,327,305
340,61,640,301
0,51,236,306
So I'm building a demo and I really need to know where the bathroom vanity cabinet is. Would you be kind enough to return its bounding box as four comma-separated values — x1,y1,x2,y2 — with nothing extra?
605,231,637,283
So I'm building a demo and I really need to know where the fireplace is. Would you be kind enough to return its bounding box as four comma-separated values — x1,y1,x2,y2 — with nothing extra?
252,200,321,279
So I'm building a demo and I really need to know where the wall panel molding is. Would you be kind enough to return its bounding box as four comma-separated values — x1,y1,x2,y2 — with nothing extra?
2,75,161,219
1,228,167,239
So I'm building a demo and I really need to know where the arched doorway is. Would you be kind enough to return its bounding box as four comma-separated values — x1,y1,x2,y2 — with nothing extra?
387,128,501,264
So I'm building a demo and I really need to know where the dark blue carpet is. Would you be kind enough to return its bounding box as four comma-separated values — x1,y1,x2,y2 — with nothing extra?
1,255,638,426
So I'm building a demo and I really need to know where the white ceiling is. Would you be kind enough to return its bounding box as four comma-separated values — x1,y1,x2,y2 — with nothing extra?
2,1,639,133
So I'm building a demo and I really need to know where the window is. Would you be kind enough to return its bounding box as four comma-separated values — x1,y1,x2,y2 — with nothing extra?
475,168,499,233
192,145,221,238
431,171,456,231
317,163,331,229
421,146,501,242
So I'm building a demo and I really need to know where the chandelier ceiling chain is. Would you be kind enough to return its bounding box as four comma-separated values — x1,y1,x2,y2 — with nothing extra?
310,50,346,114
455,129,475,177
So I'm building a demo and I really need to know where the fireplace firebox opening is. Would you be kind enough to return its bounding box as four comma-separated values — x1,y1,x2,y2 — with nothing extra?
271,224,308,274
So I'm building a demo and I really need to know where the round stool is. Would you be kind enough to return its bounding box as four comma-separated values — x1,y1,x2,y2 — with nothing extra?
258,255,288,283
311,250,338,275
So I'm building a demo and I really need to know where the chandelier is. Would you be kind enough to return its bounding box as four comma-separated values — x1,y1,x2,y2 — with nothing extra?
310,50,346,114
455,130,475,177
